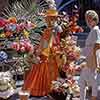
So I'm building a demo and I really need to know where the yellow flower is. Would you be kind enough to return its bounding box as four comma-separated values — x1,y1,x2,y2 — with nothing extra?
0,33,5,38
23,30,29,38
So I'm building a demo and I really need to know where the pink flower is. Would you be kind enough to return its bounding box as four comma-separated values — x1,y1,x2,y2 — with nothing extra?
20,46,26,52
20,42,25,48
17,23,25,32
62,64,70,72
11,42,20,51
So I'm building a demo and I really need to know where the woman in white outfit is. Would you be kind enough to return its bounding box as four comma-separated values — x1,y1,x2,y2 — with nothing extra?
80,10,100,100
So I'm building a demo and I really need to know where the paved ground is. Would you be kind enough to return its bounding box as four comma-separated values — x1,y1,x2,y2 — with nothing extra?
10,93,80,100
1,73,100,100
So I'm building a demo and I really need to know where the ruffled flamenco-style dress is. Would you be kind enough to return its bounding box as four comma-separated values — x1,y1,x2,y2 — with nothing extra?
23,28,59,96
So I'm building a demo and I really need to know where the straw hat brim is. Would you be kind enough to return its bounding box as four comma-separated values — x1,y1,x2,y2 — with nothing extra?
45,9,58,17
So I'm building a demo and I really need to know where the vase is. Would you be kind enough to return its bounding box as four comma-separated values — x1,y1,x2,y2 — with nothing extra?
19,90,30,100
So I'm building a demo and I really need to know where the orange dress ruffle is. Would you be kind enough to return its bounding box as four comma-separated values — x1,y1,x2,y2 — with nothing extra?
23,54,58,96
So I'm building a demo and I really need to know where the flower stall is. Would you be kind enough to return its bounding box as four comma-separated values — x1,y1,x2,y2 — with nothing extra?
0,0,83,99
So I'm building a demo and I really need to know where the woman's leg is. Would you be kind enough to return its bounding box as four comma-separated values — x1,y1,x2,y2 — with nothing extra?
80,80,86,100
89,70,97,100
80,70,86,100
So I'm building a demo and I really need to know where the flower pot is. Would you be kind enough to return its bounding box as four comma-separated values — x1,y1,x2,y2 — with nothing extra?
19,90,30,100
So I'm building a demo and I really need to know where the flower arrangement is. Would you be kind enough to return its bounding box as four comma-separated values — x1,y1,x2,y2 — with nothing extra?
0,14,47,72
11,39,33,53
10,39,34,72
0,17,36,39
50,33,81,99
0,71,16,99
50,77,80,100
0,17,37,74
60,35,81,74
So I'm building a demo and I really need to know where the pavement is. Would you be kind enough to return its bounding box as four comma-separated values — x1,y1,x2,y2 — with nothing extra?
1,73,100,100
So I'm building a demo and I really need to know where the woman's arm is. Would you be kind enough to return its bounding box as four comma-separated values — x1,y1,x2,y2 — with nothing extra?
94,43,100,52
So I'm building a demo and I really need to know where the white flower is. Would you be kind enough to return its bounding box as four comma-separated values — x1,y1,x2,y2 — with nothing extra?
62,83,68,88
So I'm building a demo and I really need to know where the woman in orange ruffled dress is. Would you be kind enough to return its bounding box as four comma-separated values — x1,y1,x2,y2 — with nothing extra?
22,9,59,97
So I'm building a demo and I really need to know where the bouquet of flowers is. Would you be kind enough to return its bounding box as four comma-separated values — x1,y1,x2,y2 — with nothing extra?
60,35,81,75
0,17,36,39
11,39,33,53
10,39,34,72
50,77,80,100
0,71,16,99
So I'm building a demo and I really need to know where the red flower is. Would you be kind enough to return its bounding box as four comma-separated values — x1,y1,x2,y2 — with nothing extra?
5,31,13,37
0,18,7,27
